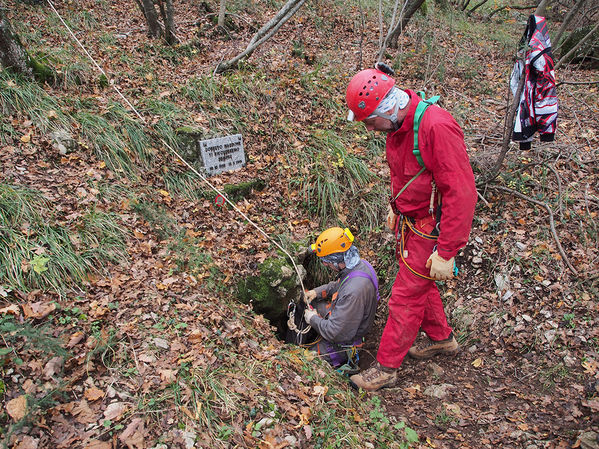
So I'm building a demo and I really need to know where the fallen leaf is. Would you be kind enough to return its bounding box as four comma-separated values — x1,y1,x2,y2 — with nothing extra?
14,436,39,449
582,359,598,375
84,387,104,402
0,304,20,315
304,424,313,440
6,395,27,421
67,331,85,348
22,301,56,319
158,369,177,383
43,356,64,379
312,385,328,396
472,358,483,368
104,402,127,421
119,418,145,449
581,399,599,412
73,400,98,424
20,134,31,143
83,440,112,449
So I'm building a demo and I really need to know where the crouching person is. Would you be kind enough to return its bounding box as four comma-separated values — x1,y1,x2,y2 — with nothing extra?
303,227,379,370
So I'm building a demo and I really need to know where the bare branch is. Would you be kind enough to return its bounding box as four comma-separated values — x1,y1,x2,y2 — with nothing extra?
486,4,536,20
488,185,580,277
483,59,526,183
555,21,599,70
556,79,599,87
216,0,307,73
553,0,586,49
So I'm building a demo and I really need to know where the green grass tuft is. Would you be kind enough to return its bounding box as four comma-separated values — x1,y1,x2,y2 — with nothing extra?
0,183,127,294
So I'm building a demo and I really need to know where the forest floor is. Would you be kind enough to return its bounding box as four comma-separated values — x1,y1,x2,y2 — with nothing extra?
1,0,598,448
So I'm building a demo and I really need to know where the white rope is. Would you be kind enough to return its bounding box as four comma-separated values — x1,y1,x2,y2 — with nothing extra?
45,0,307,294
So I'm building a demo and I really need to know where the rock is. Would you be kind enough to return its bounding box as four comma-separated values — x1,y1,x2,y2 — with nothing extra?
578,431,599,449
472,256,483,265
544,329,557,344
426,362,444,377
284,435,298,446
475,237,483,244
236,255,306,332
49,129,77,155
516,242,527,250
280,265,293,279
153,338,170,350
424,383,455,399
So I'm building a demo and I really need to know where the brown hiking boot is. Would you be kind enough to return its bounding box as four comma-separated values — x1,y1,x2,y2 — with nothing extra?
349,362,397,391
407,332,459,359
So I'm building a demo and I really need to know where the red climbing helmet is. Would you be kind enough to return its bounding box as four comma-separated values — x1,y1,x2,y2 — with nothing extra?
346,68,396,122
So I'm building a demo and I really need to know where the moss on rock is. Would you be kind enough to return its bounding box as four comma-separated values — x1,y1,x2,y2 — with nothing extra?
236,255,306,329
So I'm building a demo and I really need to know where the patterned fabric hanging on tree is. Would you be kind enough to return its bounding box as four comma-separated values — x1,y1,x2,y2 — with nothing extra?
510,15,559,150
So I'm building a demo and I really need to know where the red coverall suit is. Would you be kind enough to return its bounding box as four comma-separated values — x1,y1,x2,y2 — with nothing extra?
377,90,477,369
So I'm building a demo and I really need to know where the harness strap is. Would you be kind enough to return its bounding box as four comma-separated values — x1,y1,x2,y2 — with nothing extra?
397,216,437,280
339,260,380,302
413,95,440,168
390,94,439,205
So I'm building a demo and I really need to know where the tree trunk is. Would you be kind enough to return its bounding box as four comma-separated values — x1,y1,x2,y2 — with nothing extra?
553,0,585,48
163,0,176,44
218,0,226,28
141,0,161,37
386,0,426,49
0,8,33,76
216,0,307,73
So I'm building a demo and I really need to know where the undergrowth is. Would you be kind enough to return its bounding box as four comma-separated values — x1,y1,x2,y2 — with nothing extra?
0,183,127,294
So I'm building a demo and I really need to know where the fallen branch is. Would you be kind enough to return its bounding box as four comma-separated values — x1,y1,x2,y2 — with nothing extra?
547,164,564,221
557,79,599,87
216,0,307,73
486,3,536,20
488,185,579,277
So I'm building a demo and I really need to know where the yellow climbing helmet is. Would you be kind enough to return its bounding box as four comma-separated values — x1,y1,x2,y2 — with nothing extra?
310,227,354,257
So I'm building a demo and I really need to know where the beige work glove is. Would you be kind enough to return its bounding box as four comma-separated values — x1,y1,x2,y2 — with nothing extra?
386,204,398,232
426,250,455,280
304,308,318,324
303,289,316,306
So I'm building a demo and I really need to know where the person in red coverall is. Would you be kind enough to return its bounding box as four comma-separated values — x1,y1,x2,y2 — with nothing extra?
347,63,477,391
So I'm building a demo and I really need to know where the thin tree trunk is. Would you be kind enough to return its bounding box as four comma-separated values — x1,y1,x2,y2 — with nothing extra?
216,0,307,73
164,0,176,44
0,9,32,76
386,0,426,49
553,0,585,48
141,0,161,37
534,0,550,17
485,61,526,183
218,0,226,28
555,21,599,69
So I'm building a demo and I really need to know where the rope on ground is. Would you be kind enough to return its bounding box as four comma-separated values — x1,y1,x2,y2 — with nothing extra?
45,0,307,294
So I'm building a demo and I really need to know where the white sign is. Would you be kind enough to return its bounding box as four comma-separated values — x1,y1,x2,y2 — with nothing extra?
199,134,245,175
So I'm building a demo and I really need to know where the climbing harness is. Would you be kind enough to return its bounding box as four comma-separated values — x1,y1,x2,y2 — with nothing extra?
295,261,379,368
396,216,438,281
395,215,459,280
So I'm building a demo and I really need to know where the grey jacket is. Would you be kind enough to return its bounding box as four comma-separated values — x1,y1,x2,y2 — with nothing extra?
309,260,378,344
